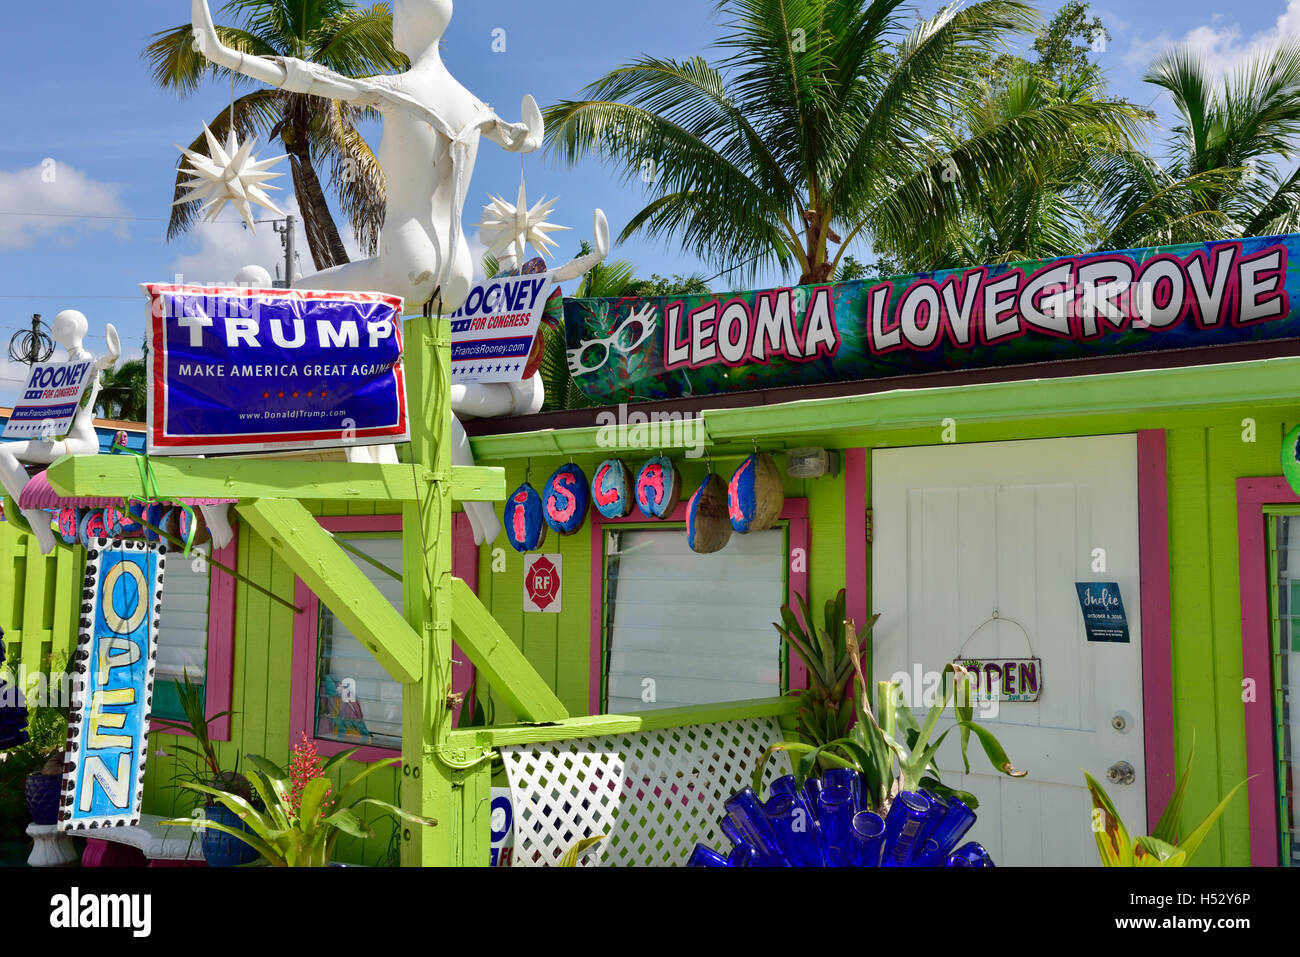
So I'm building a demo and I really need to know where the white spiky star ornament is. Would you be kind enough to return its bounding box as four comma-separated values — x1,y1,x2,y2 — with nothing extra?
476,181,571,263
173,125,287,230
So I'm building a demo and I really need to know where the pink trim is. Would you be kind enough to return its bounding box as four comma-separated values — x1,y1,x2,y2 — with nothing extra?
588,499,811,714
289,513,480,760
1137,431,1175,831
845,448,868,647
149,528,239,741
1236,475,1292,867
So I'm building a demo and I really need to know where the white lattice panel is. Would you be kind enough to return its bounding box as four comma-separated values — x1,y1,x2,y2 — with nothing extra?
501,717,791,867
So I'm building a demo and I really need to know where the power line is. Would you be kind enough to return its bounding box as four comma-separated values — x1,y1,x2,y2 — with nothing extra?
0,210,287,226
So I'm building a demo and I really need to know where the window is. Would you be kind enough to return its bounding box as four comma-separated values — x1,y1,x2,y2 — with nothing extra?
291,513,480,760
148,536,237,739
312,534,404,751
602,525,787,713
152,550,214,720
1272,515,1300,865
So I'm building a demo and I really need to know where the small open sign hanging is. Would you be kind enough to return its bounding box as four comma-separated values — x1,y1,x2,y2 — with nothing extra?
952,611,1043,703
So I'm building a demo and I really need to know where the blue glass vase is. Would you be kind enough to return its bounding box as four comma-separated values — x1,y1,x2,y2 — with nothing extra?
764,793,826,867
882,790,934,866
815,785,857,867
912,794,978,866
849,810,886,866
724,787,791,866
945,841,995,867
687,844,731,867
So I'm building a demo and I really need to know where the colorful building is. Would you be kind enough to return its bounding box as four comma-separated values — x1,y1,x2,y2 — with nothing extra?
2,233,1297,865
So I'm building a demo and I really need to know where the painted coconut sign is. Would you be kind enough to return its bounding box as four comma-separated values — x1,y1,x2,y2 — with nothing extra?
505,483,547,553
636,455,681,519
591,458,633,519
686,474,732,554
77,509,110,548
543,464,590,535
729,453,784,533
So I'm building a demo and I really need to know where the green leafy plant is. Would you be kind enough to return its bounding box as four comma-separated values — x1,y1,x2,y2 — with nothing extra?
757,605,1025,812
1085,734,1249,866
154,672,252,804
165,733,435,867
776,590,879,748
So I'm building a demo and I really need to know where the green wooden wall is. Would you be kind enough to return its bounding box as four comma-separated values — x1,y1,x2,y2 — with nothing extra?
0,407,1288,867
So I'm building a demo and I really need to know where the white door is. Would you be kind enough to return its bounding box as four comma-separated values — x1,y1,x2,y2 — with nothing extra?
871,435,1146,866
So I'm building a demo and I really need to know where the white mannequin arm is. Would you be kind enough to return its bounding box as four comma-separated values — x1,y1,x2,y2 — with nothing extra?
191,0,288,87
551,210,611,283
481,96,544,153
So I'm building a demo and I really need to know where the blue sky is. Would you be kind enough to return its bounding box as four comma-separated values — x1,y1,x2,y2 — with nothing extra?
1,0,1298,404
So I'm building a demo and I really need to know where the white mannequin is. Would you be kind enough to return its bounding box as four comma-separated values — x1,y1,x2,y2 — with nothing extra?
190,0,609,546
190,0,541,312
0,311,120,553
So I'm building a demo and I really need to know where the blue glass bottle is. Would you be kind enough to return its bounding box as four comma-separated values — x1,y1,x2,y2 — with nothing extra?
720,815,746,850
764,794,826,867
802,776,823,823
687,844,731,867
913,795,977,866
815,785,856,866
882,790,933,866
768,775,800,801
724,787,791,866
945,842,995,867
824,768,864,812
728,843,756,867
848,810,886,866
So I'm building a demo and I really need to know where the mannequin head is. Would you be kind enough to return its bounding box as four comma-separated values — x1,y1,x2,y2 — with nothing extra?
393,0,452,60
50,310,88,352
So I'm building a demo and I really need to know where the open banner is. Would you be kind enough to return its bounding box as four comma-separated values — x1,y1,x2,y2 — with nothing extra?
563,234,1299,403
143,284,408,455
61,540,165,831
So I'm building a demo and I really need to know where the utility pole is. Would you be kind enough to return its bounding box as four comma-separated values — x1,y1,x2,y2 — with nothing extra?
272,214,298,288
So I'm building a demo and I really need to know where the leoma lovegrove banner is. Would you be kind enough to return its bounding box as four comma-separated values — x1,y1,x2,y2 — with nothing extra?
61,540,165,831
144,284,408,455
563,235,1299,403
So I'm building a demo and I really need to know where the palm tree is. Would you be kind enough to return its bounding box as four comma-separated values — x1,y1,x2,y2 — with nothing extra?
145,1,407,270
544,0,1143,287
1091,42,1300,249
94,360,148,423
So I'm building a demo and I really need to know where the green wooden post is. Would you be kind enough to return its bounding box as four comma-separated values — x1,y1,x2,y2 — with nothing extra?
401,314,493,866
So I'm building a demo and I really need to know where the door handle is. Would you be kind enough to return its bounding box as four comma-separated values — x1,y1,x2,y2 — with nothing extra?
1106,761,1136,786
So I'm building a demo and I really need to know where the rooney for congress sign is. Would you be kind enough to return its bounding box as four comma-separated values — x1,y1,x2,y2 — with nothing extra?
143,284,409,455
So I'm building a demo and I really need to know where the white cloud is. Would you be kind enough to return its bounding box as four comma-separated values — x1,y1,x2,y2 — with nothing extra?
1124,0,1300,78
0,163,128,250
169,197,363,285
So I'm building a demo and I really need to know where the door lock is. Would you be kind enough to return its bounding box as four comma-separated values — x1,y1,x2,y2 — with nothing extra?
1106,761,1136,786
1111,711,1133,733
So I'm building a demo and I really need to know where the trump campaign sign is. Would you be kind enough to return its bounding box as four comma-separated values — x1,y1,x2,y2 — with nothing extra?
143,284,409,455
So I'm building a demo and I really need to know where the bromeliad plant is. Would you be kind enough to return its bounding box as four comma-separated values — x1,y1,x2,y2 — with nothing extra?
165,733,435,867
777,590,879,748
760,594,1026,812
1085,734,1249,866
154,672,252,805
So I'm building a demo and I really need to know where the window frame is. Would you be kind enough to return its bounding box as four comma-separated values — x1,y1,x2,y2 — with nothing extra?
148,529,239,742
588,499,809,715
290,513,479,762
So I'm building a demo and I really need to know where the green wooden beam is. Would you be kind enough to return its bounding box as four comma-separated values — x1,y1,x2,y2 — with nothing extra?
236,497,421,683
446,695,800,748
44,454,505,503
450,576,569,723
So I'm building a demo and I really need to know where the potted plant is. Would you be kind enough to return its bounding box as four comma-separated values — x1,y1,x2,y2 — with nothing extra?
166,732,436,867
1085,734,1249,866
153,673,258,867
760,589,1026,812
